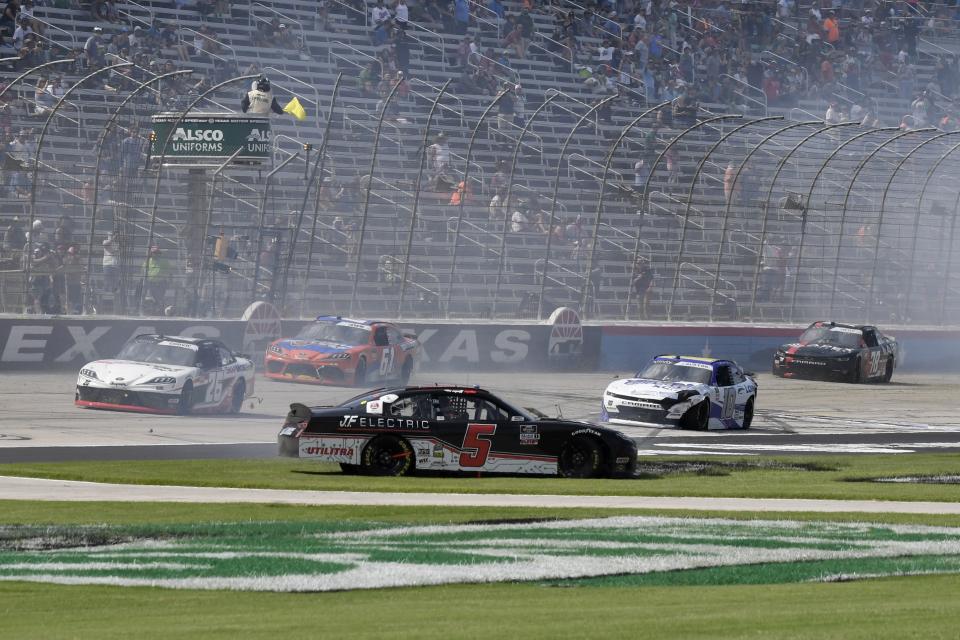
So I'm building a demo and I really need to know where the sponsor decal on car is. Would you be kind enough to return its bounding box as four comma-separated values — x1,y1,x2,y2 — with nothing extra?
338,415,430,430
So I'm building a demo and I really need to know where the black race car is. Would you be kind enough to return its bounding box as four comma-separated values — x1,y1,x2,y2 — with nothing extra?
772,321,899,383
278,385,638,478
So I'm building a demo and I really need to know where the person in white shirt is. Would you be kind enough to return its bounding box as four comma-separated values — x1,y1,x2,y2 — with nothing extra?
372,0,390,26
394,0,408,25
510,208,529,233
824,102,841,124
13,18,33,52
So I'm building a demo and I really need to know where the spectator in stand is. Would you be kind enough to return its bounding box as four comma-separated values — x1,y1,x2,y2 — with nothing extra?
359,61,380,97
510,204,529,232
143,245,170,314
503,20,525,59
630,255,653,319
488,187,508,224
823,11,840,46
457,35,473,69
825,101,842,124
910,91,930,127
26,241,60,314
723,161,739,205
2,217,25,254
452,0,470,35
0,0,19,38
276,23,299,51
393,0,409,27
84,26,106,69
53,215,73,246
427,132,452,191
101,231,119,298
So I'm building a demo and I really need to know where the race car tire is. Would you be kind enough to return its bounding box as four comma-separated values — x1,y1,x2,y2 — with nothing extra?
680,399,709,430
558,435,604,479
360,435,414,476
177,381,194,416
742,398,754,429
399,358,413,385
229,379,245,414
882,358,894,383
339,463,361,475
354,357,367,387
850,358,862,384
771,363,783,378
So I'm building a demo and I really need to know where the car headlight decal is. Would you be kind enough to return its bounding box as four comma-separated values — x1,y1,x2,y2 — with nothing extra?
80,369,98,379
145,376,177,385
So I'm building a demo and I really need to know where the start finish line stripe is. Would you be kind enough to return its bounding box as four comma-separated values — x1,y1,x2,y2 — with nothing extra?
1,476,960,514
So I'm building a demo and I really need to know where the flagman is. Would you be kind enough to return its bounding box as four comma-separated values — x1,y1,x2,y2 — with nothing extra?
241,75,285,115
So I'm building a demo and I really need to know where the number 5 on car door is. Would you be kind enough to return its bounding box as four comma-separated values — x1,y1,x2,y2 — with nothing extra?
459,423,496,468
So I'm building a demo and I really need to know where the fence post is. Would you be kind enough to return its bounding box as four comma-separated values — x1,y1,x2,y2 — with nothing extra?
581,102,668,320
83,69,194,315
348,80,402,317
251,151,301,303
398,79,451,319
24,63,132,312
282,73,343,315
748,123,856,321
491,94,557,318
537,92,619,320
444,87,513,318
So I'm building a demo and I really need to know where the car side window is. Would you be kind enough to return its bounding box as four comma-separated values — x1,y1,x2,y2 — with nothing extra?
433,393,470,422
198,347,219,370
373,326,389,347
863,330,879,348
474,398,510,421
733,367,747,384
716,365,734,387
386,327,404,345
218,347,235,367
390,394,433,419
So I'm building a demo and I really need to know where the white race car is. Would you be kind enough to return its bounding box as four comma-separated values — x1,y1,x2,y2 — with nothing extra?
75,334,255,415
601,355,757,430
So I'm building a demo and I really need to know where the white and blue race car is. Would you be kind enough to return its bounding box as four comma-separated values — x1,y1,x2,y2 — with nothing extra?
601,355,758,430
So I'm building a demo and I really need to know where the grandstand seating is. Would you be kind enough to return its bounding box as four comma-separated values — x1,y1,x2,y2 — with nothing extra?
1,0,958,325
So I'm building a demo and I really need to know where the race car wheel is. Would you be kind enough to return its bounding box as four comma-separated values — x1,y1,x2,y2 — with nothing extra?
850,358,862,384
742,398,754,429
339,463,361,475
680,399,709,430
399,358,413,385
360,435,414,476
882,359,894,383
177,381,194,416
558,435,604,479
229,379,245,414
354,357,367,387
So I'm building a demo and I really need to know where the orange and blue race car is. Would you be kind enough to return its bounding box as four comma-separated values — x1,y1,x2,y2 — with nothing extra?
265,316,419,386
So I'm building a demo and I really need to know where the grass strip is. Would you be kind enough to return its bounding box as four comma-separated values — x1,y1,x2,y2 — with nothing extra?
3,453,960,501
3,575,960,639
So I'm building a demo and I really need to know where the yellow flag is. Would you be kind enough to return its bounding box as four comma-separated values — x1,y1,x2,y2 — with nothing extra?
283,96,307,121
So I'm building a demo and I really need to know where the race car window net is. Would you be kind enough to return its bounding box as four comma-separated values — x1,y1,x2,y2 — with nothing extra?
637,362,713,384
117,341,199,367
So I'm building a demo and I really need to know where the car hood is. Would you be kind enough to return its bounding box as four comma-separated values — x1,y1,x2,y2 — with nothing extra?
82,360,194,385
778,343,858,358
273,339,356,355
606,378,709,401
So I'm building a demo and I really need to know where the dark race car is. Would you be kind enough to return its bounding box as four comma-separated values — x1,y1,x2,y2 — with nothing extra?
772,321,899,383
278,386,638,478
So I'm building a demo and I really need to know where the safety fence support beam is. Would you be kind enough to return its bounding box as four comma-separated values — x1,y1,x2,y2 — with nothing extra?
398,79,452,319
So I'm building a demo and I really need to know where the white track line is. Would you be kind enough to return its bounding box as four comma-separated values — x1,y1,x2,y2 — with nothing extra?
1,476,958,515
